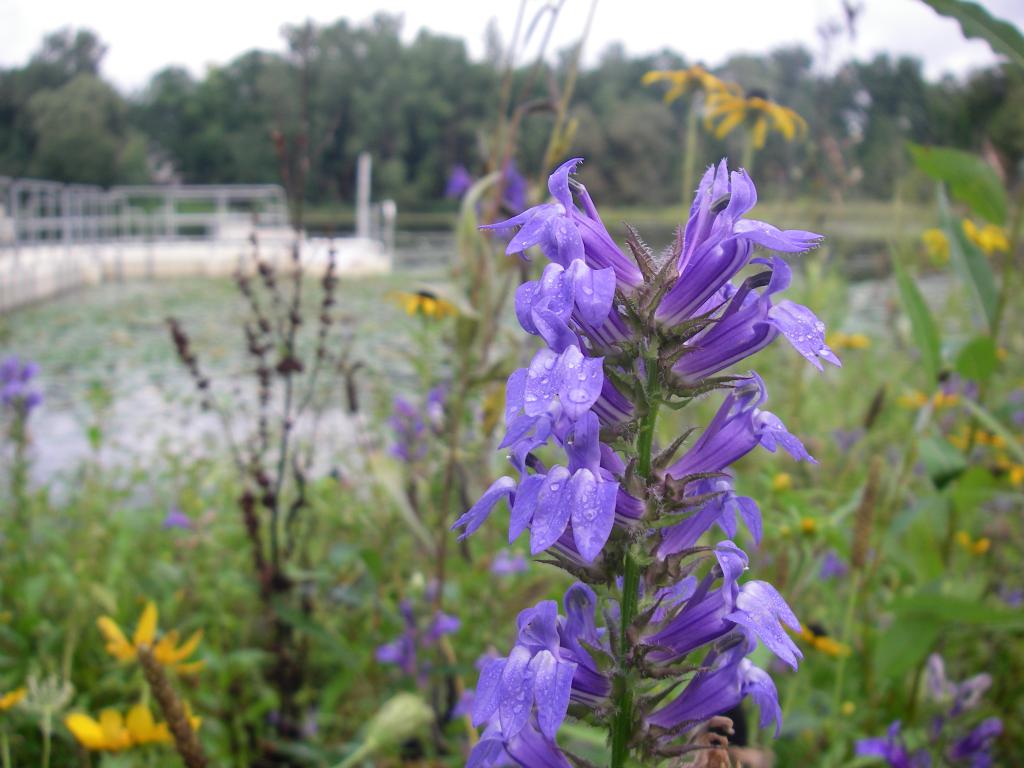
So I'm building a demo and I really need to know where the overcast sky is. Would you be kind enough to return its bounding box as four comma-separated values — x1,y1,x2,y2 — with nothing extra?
1,0,1022,92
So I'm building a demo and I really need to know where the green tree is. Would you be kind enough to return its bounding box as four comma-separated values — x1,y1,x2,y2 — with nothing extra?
28,74,148,185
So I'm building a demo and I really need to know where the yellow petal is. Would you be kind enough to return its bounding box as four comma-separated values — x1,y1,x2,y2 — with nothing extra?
133,602,158,648
0,688,26,710
713,108,746,140
126,703,156,742
65,713,108,750
158,629,203,665
752,117,768,150
173,659,207,675
97,617,135,661
153,629,180,662
99,709,132,750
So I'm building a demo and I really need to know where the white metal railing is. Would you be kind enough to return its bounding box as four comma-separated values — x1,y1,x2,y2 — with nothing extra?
0,178,290,248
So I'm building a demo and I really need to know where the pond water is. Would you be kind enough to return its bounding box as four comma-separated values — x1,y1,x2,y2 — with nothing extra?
3,232,952,494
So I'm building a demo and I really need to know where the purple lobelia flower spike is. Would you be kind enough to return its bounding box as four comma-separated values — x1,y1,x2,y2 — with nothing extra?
859,655,1005,767
0,355,43,415
454,157,836,765
446,165,475,199
377,598,460,688
856,721,928,768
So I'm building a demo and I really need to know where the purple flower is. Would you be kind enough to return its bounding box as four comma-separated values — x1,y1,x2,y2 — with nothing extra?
656,161,821,327
947,718,1002,764
469,715,571,768
446,165,474,198
425,385,446,431
832,428,864,453
162,505,193,530
926,654,992,717
999,587,1023,607
669,258,839,384
0,355,43,414
447,161,528,215
819,550,849,580
502,160,528,213
856,721,930,768
389,396,427,463
459,157,830,759
491,549,528,576
471,584,610,743
377,600,460,685
485,158,643,290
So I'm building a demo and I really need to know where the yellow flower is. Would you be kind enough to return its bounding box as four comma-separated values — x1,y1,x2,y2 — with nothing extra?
1009,465,1024,486
0,688,25,711
771,472,792,492
814,635,851,657
962,219,1009,255
641,66,736,104
841,701,856,716
126,704,173,746
97,601,204,673
389,290,457,320
704,90,807,149
65,709,134,752
898,390,929,409
794,624,851,657
846,333,870,350
921,228,949,264
827,331,871,351
956,530,991,556
931,391,961,410
799,517,817,535
65,704,196,752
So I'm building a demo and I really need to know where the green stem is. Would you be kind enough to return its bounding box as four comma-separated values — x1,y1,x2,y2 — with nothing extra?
611,358,661,767
991,184,1024,345
636,362,661,479
40,713,50,768
830,569,862,716
611,549,640,768
2,728,10,768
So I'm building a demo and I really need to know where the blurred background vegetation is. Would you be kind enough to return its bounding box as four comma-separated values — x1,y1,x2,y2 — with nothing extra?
1,16,1022,216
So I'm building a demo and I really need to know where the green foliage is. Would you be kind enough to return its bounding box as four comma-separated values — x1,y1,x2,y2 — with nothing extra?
920,0,1024,69
892,255,942,384
3,20,1024,208
955,336,998,383
937,186,1000,328
908,143,1008,224
27,74,147,185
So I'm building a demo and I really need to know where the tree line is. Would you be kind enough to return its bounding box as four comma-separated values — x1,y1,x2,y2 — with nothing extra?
0,17,1021,211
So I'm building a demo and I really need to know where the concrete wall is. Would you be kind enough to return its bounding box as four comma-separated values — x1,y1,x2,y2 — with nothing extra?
0,231,391,313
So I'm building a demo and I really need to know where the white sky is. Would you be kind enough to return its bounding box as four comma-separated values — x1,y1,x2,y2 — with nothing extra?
0,0,1022,92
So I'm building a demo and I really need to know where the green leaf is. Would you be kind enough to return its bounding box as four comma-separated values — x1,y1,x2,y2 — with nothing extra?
919,0,1024,70
891,592,1024,629
909,143,1007,225
939,187,999,329
949,466,998,517
955,335,998,383
892,256,941,384
919,437,967,489
874,614,941,679
962,398,1024,464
